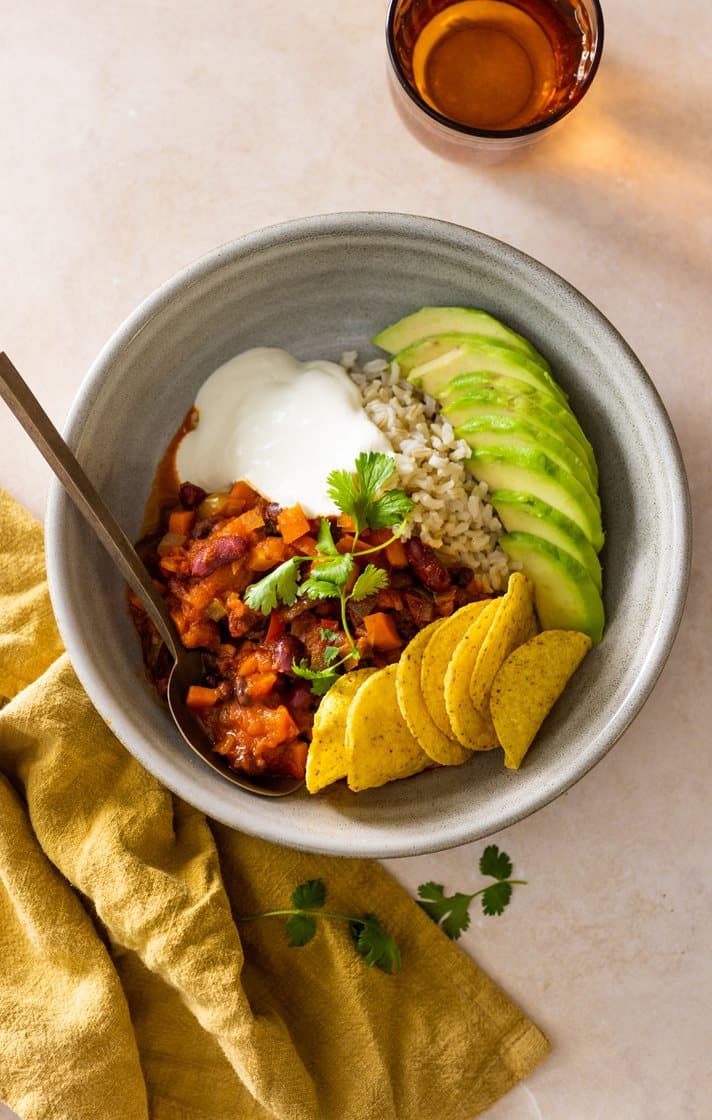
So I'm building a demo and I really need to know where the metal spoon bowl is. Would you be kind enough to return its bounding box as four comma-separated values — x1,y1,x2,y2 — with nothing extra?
0,352,303,798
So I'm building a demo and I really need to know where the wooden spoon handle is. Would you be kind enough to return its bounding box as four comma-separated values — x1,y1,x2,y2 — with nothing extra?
0,352,180,659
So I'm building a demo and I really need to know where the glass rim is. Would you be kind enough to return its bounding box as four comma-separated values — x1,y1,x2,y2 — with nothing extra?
385,0,605,141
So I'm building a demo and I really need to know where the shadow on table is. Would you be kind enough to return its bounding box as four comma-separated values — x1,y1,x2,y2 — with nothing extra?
408,53,712,289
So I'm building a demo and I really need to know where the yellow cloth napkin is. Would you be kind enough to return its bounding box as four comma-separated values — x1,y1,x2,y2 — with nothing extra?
0,489,550,1120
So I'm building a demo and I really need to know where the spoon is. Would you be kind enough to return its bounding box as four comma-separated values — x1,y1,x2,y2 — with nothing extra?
0,352,302,797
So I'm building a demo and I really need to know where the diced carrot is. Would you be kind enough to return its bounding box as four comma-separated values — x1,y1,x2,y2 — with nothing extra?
384,539,408,568
168,509,196,536
245,671,279,700
337,513,355,531
336,534,355,554
237,653,260,677
278,504,311,544
237,648,274,676
235,506,265,533
292,533,318,556
249,536,286,571
235,703,299,752
265,612,286,642
363,611,403,651
229,480,258,505
186,685,221,710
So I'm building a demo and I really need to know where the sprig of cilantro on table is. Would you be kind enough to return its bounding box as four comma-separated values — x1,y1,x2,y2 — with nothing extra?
244,453,412,693
417,846,526,939
237,877,402,974
236,846,523,973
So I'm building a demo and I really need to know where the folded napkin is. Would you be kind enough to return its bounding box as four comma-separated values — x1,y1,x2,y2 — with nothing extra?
0,488,549,1120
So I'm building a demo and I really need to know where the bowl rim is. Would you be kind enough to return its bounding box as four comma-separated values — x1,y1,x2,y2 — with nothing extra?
45,211,692,856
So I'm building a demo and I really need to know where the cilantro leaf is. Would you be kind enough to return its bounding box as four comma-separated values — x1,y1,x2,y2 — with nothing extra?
285,913,317,947
350,563,390,601
292,659,340,695
416,882,473,940
292,879,327,910
319,627,341,643
244,556,304,615
323,645,341,665
310,552,354,585
351,914,402,974
316,518,338,556
354,451,397,499
300,577,344,601
326,453,410,534
368,490,414,530
481,881,512,917
326,467,367,531
479,844,513,881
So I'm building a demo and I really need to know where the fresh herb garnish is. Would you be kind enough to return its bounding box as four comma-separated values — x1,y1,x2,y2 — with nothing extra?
243,555,308,614
237,877,402,974
326,451,412,534
417,846,526,938
244,453,412,693
237,847,524,974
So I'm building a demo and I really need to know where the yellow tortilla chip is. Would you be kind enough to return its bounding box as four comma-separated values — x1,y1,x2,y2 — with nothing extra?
395,619,470,766
347,664,431,792
490,629,592,769
305,668,377,793
469,572,538,715
444,601,501,750
420,600,493,737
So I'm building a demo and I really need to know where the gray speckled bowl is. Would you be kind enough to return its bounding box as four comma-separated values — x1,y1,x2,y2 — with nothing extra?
45,213,691,857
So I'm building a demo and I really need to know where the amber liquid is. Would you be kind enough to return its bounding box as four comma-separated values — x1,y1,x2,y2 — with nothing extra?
394,0,593,131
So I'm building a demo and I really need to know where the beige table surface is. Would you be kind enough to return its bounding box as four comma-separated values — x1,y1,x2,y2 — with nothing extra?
2,3,711,1117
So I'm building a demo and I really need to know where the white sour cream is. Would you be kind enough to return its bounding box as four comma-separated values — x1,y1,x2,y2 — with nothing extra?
176,348,392,516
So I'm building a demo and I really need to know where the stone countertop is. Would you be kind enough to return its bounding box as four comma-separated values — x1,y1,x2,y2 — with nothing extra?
2,3,710,1116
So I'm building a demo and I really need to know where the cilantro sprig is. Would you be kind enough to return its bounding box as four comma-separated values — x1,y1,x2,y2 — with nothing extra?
244,453,412,694
237,877,402,974
326,452,413,534
417,846,526,939
236,846,524,975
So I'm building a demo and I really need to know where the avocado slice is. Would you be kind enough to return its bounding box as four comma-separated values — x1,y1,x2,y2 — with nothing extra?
468,446,605,551
498,531,604,645
491,490,602,592
454,415,598,500
372,306,547,366
399,337,567,406
444,390,598,486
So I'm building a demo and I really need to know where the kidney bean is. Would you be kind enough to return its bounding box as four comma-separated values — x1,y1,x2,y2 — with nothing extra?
179,482,207,509
190,535,248,577
266,633,306,676
404,538,451,592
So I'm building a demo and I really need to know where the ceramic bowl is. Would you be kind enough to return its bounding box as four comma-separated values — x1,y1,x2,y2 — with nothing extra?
45,213,691,857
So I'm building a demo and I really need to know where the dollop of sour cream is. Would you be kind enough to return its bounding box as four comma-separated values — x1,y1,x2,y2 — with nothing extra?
176,348,392,516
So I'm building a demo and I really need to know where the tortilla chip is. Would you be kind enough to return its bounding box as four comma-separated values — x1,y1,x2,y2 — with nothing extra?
443,601,501,750
395,618,470,766
347,664,431,792
420,600,493,737
469,572,538,714
305,668,377,793
490,629,592,769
